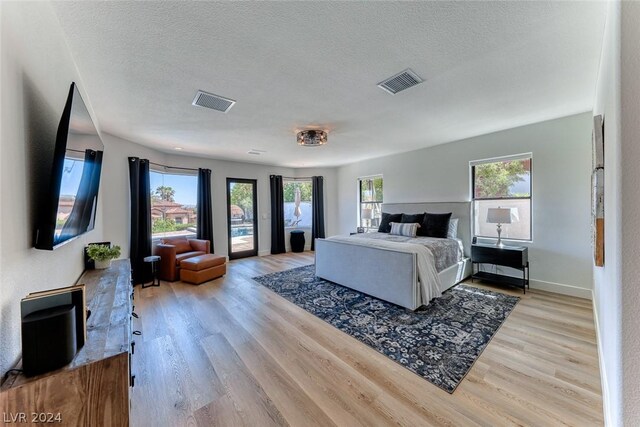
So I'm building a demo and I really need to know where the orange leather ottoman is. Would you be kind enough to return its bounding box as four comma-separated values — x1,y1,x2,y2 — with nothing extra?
179,254,226,285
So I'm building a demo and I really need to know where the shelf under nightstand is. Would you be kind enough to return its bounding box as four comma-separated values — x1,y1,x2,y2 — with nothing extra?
471,243,530,293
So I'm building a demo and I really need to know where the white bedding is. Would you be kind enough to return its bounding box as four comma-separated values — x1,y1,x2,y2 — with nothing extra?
325,234,443,304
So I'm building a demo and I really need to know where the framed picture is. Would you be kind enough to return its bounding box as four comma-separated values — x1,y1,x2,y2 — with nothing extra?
592,115,604,267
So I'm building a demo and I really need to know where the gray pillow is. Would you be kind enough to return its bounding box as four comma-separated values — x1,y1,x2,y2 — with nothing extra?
447,218,459,239
389,222,420,238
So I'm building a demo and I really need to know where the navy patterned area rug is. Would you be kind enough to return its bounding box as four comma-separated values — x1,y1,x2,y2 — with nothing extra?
252,264,519,393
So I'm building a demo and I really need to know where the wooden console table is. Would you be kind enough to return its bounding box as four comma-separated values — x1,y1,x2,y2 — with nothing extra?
0,259,133,426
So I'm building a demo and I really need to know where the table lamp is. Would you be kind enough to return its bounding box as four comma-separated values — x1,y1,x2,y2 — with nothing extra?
486,207,512,246
361,208,373,229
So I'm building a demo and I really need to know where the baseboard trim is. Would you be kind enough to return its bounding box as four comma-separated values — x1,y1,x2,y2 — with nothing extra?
258,250,270,257
592,291,613,426
528,279,592,299
493,267,592,299
282,246,313,253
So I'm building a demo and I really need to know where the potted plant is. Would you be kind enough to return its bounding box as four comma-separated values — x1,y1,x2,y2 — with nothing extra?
87,244,121,269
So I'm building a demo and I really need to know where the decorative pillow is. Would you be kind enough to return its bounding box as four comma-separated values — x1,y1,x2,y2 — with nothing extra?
420,212,452,238
401,213,425,225
378,212,402,233
389,222,420,238
447,218,459,239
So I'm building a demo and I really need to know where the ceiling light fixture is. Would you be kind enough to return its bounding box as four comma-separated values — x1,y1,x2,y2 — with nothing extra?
297,129,327,147
174,147,183,150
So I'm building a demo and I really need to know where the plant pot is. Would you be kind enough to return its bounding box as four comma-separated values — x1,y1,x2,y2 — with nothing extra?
94,259,112,270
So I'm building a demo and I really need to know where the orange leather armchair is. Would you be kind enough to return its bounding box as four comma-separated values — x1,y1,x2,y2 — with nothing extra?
154,236,210,281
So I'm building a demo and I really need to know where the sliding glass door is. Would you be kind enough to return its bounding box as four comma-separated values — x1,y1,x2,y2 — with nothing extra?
226,178,258,259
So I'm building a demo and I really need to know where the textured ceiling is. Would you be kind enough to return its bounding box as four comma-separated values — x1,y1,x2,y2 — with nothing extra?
51,1,606,168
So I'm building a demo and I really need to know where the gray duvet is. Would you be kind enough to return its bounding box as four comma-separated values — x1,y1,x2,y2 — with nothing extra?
346,232,463,272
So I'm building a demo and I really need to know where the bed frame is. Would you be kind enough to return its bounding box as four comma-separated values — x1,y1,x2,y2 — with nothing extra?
315,202,472,310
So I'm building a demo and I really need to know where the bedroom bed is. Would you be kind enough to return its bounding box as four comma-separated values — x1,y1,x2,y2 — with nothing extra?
315,202,472,310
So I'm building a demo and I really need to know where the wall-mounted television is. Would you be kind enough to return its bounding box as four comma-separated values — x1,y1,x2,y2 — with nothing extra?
35,82,104,250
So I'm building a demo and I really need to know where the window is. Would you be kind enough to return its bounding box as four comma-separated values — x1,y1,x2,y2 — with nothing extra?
283,179,312,228
150,170,198,239
471,154,532,241
358,176,383,231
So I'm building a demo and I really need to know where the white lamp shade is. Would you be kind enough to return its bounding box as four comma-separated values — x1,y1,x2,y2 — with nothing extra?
361,208,373,220
510,208,520,223
486,208,512,224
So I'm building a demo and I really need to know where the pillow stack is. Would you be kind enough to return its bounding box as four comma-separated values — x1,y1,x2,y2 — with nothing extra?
378,213,402,233
378,211,455,239
401,213,425,225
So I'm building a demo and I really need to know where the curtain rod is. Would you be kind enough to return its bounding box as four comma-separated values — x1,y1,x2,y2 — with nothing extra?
149,161,199,172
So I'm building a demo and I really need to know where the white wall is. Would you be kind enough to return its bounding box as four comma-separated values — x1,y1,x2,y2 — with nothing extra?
336,113,594,298
592,1,622,425
592,2,640,424
101,134,338,258
0,2,105,374
619,1,640,424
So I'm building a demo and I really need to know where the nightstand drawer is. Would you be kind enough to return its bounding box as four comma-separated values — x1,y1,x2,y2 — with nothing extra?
471,244,528,269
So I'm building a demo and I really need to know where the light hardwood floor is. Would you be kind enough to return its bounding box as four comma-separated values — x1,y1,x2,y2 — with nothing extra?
131,252,603,426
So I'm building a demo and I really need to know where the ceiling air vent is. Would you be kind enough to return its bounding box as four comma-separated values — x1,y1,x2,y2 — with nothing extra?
377,68,423,95
192,90,236,113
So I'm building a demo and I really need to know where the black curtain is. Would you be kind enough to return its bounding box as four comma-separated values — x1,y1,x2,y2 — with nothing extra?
60,149,103,240
197,168,214,252
311,176,325,250
270,175,286,254
128,157,152,285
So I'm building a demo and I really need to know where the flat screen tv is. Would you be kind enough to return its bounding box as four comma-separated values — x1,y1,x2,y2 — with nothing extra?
35,82,104,250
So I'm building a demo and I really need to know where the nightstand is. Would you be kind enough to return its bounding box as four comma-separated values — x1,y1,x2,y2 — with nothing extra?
471,243,529,293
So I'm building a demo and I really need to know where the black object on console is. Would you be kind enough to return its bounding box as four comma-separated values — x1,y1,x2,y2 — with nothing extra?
21,305,77,376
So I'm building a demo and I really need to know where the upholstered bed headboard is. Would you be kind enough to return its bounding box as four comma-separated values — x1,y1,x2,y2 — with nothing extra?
381,202,472,257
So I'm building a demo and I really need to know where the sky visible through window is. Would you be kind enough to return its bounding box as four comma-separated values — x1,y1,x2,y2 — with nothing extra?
61,165,200,206
150,172,197,206
150,171,197,238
